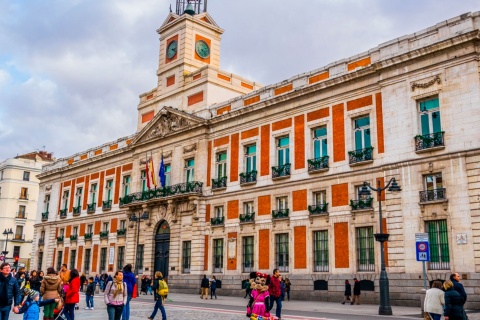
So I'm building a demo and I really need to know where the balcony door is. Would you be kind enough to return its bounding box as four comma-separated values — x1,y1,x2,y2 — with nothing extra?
154,220,170,279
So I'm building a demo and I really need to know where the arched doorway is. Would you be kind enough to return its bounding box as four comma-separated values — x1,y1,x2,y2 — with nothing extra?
154,220,170,279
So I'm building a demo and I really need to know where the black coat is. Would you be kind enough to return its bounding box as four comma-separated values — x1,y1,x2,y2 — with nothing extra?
444,288,465,319
0,273,22,307
344,283,351,296
29,276,42,292
452,280,467,302
201,277,210,288
353,281,361,295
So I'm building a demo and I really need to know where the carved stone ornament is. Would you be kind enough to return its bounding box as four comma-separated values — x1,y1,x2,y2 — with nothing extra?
183,144,197,154
45,185,52,191
163,151,173,159
411,75,441,91
145,111,192,140
228,238,237,259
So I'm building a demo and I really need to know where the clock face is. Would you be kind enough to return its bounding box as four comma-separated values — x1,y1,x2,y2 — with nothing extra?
195,40,210,59
166,40,178,59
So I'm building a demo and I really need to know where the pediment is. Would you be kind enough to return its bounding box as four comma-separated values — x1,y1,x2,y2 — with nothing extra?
160,13,180,29
132,106,205,145
194,13,220,28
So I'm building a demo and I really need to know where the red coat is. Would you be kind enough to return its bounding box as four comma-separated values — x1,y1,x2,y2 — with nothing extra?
65,277,80,304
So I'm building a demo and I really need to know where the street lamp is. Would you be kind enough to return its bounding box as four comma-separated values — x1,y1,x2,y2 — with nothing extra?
2,228,14,259
358,177,401,316
129,211,149,275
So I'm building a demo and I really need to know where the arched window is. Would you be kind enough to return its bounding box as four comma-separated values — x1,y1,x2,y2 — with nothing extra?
157,220,170,235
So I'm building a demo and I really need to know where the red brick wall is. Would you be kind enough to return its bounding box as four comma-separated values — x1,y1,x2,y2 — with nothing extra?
294,115,305,169
332,103,345,162
258,229,270,270
292,189,307,212
307,107,329,122
332,183,349,207
260,125,270,176
204,235,209,271
258,195,271,216
230,133,239,182
334,222,349,268
227,200,239,220
294,226,307,269
375,92,385,154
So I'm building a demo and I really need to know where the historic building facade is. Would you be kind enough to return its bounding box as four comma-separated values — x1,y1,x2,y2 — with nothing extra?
32,4,480,307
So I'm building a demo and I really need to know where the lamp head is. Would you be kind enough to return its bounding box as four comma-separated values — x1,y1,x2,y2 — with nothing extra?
358,183,371,197
129,213,138,222
388,178,402,193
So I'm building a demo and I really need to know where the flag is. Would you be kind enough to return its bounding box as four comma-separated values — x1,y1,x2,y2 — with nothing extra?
149,157,157,188
159,155,166,188
145,157,151,189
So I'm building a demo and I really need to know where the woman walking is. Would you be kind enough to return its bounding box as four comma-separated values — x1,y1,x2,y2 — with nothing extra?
104,271,127,320
443,280,466,320
210,276,217,299
64,269,80,320
121,264,136,320
424,281,445,320
147,271,167,320
284,278,291,301
341,280,351,304
29,270,42,292
40,267,62,320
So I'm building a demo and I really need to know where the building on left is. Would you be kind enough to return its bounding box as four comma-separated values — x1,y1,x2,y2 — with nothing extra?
0,151,54,269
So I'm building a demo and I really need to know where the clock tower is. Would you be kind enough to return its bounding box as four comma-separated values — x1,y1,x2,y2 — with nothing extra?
136,0,262,130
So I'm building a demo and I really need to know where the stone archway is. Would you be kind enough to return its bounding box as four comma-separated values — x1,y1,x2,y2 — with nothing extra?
154,220,170,279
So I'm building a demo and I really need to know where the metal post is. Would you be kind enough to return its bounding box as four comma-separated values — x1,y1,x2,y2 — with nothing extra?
377,183,392,316
134,217,140,275
422,261,427,289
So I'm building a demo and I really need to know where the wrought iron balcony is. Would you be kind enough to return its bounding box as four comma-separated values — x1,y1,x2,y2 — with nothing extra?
308,203,328,215
210,216,225,226
87,203,96,213
239,171,257,185
70,234,78,241
272,209,289,219
13,234,25,241
349,198,374,210
420,188,446,203
38,238,45,245
102,200,112,211
212,176,227,190
16,212,26,219
348,147,374,164
307,156,329,172
41,211,49,221
19,193,29,200
414,132,445,151
84,232,93,240
239,212,255,223
59,209,67,218
73,206,81,215
272,163,291,179
119,181,203,206
117,228,127,237
99,231,109,238
57,236,64,243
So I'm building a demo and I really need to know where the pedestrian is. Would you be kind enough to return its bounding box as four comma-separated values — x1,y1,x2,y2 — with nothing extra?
449,273,467,302
210,276,217,299
147,271,167,320
424,280,445,320
104,271,127,320
284,277,291,301
38,271,44,282
15,288,58,320
29,271,42,292
40,267,62,320
121,264,136,320
59,264,70,286
85,277,95,310
200,274,209,299
15,267,28,290
0,262,22,320
279,276,286,301
351,278,361,305
64,268,80,320
141,276,148,295
443,280,466,320
79,273,86,292
147,276,154,295
243,279,251,299
341,280,351,304
268,268,283,320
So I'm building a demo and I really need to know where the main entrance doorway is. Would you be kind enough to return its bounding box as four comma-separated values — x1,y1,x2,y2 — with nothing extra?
154,220,170,279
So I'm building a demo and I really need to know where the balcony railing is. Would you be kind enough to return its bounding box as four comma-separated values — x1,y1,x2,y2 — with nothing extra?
212,176,227,190
239,212,255,223
272,163,291,179
420,188,446,203
73,206,81,215
84,232,93,240
119,181,203,206
210,216,225,226
57,236,64,243
16,212,26,219
70,235,78,241
308,203,328,215
239,171,257,185
102,200,112,211
41,211,49,221
99,231,109,238
87,203,96,213
38,238,45,245
348,147,374,164
19,193,29,200
59,209,67,218
307,156,329,172
349,198,374,210
414,132,445,151
117,229,127,237
272,209,289,219
13,234,25,241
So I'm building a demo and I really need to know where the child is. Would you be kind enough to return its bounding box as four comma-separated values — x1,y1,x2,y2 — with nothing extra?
85,276,95,310
16,288,58,320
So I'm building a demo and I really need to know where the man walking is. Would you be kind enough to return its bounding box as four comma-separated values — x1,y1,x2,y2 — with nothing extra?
450,273,467,302
351,278,361,305
200,275,209,299
0,263,22,320
268,268,283,320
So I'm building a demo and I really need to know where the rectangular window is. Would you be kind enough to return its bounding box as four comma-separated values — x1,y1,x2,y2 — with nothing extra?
15,226,23,240
76,187,82,207
23,171,30,181
214,206,224,218
100,248,107,273
356,227,375,271
90,183,97,204
164,164,171,187
275,233,289,272
425,173,442,190
59,229,65,237
244,201,254,214
244,145,257,173
313,127,328,158
105,180,113,201
37,251,43,272
182,241,191,273
87,224,93,234
122,175,131,196
426,220,450,270
276,136,290,166
103,222,109,232
276,196,288,210
62,190,69,210
117,246,125,270
18,205,26,219
313,191,327,205
73,226,78,236
20,187,28,200
119,220,126,230
84,249,91,272
213,239,224,272
69,250,76,271
140,170,147,192
13,246,20,259
136,244,144,269
313,230,329,272
0,171,3,180
419,97,441,135
216,152,227,179
44,194,50,212
56,251,63,271
185,159,195,183
243,236,254,273
354,116,371,150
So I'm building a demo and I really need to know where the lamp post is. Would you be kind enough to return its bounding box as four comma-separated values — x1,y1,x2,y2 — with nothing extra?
129,211,149,275
2,228,13,259
358,177,401,316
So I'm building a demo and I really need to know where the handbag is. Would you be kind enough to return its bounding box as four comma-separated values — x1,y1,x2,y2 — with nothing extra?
423,312,432,320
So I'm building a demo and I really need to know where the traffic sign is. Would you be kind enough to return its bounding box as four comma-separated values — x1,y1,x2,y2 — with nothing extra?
415,233,430,262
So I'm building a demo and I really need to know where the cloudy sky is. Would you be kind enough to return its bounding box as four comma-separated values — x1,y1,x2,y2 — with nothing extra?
0,0,478,161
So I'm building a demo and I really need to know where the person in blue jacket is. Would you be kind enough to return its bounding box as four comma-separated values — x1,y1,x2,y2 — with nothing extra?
121,264,136,320
0,262,22,320
15,289,58,320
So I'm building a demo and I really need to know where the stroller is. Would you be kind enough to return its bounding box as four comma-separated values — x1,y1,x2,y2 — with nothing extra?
53,285,68,320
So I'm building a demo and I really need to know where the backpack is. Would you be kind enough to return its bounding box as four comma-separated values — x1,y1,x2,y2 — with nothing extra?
157,279,168,296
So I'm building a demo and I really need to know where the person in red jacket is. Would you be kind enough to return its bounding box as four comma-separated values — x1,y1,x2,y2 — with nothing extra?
64,269,80,320
268,268,283,320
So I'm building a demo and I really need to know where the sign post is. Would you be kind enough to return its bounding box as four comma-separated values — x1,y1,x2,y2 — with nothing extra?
416,233,430,289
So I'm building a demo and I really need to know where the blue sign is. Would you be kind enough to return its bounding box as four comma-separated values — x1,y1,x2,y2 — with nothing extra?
416,241,430,262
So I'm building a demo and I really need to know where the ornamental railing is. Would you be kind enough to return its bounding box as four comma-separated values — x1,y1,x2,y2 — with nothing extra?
73,206,81,215
210,216,225,226
212,176,227,190
348,147,374,164
119,181,203,206
307,156,329,172
84,233,93,240
272,164,291,179
239,212,255,223
414,132,445,151
272,209,289,219
57,236,64,243
99,231,109,238
349,198,373,210
87,203,96,213
41,211,49,221
308,203,328,215
59,209,67,218
117,228,127,237
70,235,78,241
420,188,446,202
102,200,112,210
38,238,45,245
239,171,257,184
